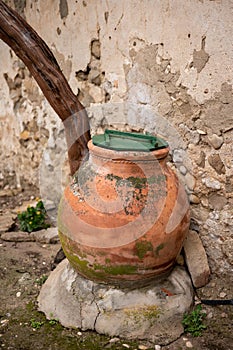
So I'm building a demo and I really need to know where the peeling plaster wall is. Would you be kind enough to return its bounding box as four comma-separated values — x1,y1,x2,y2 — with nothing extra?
0,0,232,274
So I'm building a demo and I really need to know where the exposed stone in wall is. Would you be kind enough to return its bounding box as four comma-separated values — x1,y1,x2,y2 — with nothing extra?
3,60,43,113
59,0,68,20
0,50,63,198
208,154,226,175
75,38,110,106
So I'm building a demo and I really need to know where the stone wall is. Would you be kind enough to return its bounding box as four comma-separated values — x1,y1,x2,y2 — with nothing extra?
0,0,232,274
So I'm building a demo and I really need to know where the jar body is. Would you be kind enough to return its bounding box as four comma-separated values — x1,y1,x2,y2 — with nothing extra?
58,140,190,286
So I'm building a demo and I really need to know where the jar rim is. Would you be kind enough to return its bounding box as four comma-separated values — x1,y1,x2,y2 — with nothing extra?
88,140,169,161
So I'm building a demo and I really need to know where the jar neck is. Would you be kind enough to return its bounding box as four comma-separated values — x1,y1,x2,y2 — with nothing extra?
88,140,169,163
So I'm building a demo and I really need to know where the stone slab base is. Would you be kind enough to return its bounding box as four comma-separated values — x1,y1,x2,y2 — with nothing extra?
38,259,194,345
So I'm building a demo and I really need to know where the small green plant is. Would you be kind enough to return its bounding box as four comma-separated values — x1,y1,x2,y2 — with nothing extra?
30,318,44,329
182,304,207,337
49,319,59,326
35,274,48,285
17,200,50,232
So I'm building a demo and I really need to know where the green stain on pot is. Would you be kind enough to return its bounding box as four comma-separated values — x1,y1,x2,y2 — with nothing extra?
63,248,89,271
154,243,165,256
135,240,153,259
58,231,137,280
94,263,137,276
58,231,87,259
127,176,147,189
106,174,122,182
66,253,137,279
62,249,108,280
106,264,137,275
58,234,97,279
106,174,166,190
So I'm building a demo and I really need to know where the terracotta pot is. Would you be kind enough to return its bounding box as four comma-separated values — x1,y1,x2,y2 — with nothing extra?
58,135,190,287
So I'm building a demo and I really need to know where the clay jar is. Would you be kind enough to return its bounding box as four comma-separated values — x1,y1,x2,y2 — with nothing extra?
58,134,190,287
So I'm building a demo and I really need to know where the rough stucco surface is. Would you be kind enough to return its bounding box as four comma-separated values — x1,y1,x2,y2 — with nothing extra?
0,0,232,275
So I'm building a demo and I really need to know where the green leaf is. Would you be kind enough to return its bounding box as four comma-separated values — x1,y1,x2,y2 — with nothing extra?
17,200,50,232
182,304,207,337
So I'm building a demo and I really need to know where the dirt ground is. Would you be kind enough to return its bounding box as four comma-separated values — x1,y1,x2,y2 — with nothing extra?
0,189,233,350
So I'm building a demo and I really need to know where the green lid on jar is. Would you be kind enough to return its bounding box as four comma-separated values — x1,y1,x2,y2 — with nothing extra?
92,129,168,152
